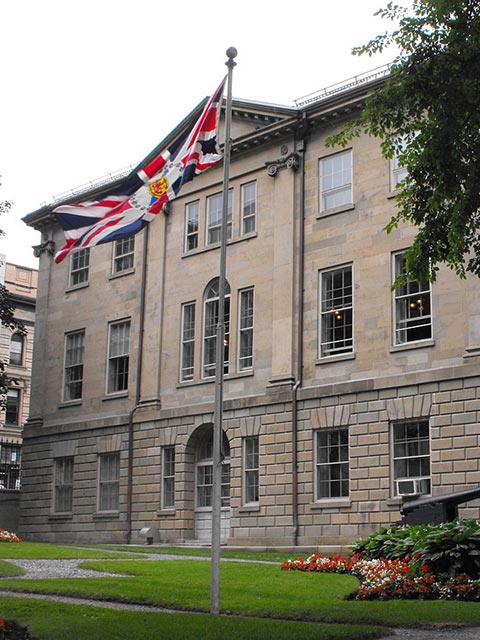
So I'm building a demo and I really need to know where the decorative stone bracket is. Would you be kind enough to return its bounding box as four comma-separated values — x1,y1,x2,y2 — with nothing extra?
265,151,300,177
33,240,55,257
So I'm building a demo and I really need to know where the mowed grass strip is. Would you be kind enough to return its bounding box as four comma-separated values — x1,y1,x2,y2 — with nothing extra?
0,558,25,577
0,596,387,640
3,558,480,627
0,542,143,560
92,544,287,563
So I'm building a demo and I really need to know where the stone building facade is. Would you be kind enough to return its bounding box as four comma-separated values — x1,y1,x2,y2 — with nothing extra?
20,71,480,548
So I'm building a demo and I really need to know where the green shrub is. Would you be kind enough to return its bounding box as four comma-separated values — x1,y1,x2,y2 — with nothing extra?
352,519,480,578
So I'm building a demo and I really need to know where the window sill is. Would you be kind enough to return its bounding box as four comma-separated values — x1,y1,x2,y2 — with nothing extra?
109,268,135,280
309,498,351,510
182,232,258,258
66,282,89,293
58,400,83,409
316,352,355,366
177,369,254,388
238,503,260,513
385,497,403,507
463,345,480,359
316,203,355,219
387,189,401,200
48,513,73,521
102,392,129,401
156,509,176,517
93,511,120,519
390,339,435,353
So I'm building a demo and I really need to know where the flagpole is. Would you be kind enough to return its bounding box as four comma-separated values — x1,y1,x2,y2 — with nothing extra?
211,46,237,616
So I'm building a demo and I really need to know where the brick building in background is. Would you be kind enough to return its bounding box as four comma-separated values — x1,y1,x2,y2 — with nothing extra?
0,258,37,531
19,69,480,549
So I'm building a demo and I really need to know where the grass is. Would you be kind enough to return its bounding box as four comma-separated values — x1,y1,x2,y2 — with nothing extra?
0,558,25,577
0,542,143,560
93,544,287,563
0,597,386,640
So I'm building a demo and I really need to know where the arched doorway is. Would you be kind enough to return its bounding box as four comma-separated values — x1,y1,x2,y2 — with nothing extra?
191,425,230,542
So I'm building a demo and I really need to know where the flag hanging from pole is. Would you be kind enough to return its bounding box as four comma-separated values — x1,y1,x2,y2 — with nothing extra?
53,79,226,263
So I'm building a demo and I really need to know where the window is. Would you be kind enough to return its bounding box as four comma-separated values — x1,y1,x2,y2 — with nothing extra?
241,181,256,234
185,201,200,251
113,237,135,274
64,330,85,401
9,334,24,366
319,265,353,357
203,280,230,378
69,248,90,287
98,452,120,511
393,420,430,496
0,443,21,490
393,253,432,344
390,151,408,190
196,431,230,508
316,429,349,499
54,457,73,512
238,288,254,370
162,447,175,509
5,389,20,425
180,303,195,381
107,320,130,393
207,191,233,245
319,150,352,212
244,436,259,504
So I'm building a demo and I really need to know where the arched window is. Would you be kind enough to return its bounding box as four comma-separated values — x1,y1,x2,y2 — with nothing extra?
203,279,230,378
9,334,24,366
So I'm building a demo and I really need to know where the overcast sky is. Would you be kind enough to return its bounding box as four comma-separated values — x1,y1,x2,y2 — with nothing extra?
1,0,402,269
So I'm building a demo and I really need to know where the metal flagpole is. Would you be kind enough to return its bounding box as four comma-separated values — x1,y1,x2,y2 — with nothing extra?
210,46,237,615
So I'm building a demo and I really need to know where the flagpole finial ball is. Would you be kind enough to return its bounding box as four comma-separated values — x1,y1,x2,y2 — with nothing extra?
226,47,237,60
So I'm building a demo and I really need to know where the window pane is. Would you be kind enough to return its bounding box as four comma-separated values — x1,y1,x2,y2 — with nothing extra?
393,420,430,496
70,248,90,286
9,334,24,366
99,453,120,511
316,429,349,498
394,254,432,344
113,237,134,274
207,191,232,245
320,266,353,356
320,151,352,212
108,321,130,393
64,331,85,401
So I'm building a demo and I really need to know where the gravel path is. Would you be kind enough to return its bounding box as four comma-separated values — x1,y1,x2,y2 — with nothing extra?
1,557,480,640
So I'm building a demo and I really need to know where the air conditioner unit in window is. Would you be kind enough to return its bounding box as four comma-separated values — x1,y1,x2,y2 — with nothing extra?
396,478,429,497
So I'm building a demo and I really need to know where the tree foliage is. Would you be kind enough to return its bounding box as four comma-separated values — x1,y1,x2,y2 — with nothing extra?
328,0,480,284
0,178,25,404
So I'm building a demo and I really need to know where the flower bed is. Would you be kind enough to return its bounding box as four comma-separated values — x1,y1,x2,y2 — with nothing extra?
0,529,21,543
281,553,480,600
0,617,38,639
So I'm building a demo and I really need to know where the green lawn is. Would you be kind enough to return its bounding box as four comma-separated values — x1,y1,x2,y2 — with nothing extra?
94,544,287,563
0,558,25,577
0,542,141,560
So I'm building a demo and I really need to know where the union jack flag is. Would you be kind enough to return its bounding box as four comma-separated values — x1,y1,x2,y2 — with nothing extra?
54,79,226,263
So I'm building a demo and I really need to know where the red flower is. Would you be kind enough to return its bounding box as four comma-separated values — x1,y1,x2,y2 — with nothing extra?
421,565,429,572
0,618,4,628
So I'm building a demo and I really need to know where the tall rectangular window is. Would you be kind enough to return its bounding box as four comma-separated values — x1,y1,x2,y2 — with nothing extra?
207,191,233,245
316,429,349,499
180,303,195,381
54,457,73,512
113,237,135,274
69,248,90,287
393,420,430,496
9,334,24,366
107,320,130,394
393,253,432,344
238,288,254,370
319,150,352,212
64,330,85,401
0,444,21,490
185,201,200,251
391,152,408,190
98,452,120,511
319,265,353,357
241,181,256,234
244,436,259,504
203,282,230,378
5,389,20,425
162,447,175,509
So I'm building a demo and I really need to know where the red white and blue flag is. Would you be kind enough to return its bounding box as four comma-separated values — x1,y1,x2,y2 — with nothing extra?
54,79,226,263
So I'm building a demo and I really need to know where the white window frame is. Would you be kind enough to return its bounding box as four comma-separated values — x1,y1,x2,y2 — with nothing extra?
180,302,196,381
112,236,135,275
390,152,408,191
5,388,21,426
202,280,230,379
54,456,74,513
238,287,254,371
98,452,120,512
9,333,24,367
161,446,175,509
393,252,432,345
107,319,131,394
392,420,431,496
69,248,90,288
319,264,353,358
206,191,233,245
184,201,200,252
63,329,85,402
244,436,259,504
316,429,349,500
319,149,353,213
241,181,256,235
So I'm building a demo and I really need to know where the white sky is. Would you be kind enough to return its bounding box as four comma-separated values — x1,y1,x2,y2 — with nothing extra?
1,0,401,269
